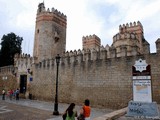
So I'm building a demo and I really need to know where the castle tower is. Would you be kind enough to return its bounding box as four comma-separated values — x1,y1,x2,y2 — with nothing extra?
119,21,144,53
33,2,67,62
111,21,150,57
82,34,101,50
112,32,141,57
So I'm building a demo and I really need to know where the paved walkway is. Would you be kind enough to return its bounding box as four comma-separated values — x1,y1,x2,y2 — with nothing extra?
4,97,113,120
3,97,160,120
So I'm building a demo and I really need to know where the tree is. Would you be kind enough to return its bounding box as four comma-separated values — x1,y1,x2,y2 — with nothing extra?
0,32,23,67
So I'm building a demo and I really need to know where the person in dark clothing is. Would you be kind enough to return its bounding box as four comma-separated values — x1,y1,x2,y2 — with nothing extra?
2,89,6,100
62,103,77,120
16,88,19,100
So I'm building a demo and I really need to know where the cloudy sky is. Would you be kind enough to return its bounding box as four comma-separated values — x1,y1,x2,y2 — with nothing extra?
0,0,160,55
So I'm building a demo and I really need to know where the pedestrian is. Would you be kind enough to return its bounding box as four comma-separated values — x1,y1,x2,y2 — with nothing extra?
2,89,6,100
16,88,19,100
9,89,13,100
78,99,91,120
62,103,77,120
13,90,16,99
23,87,25,93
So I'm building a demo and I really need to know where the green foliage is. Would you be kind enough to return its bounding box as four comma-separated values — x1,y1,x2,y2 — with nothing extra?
0,32,23,67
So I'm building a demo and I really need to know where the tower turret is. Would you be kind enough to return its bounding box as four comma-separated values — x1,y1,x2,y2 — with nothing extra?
156,38,160,53
82,34,101,50
33,2,67,62
37,2,45,13
119,21,144,53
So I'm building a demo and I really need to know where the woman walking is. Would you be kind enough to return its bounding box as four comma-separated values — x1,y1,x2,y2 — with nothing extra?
63,103,77,120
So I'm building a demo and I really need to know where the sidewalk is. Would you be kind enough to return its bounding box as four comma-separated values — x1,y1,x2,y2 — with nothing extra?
4,98,114,120
3,97,160,120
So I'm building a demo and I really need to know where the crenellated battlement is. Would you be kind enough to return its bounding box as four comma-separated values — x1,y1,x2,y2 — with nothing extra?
82,34,101,42
51,7,67,19
33,44,138,68
119,21,143,34
119,21,142,29
37,3,66,20
37,7,67,20
14,53,31,59
14,53,33,63
33,38,160,70
23,35,160,69
14,53,34,71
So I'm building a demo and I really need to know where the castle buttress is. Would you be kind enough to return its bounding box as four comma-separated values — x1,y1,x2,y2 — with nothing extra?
33,2,67,62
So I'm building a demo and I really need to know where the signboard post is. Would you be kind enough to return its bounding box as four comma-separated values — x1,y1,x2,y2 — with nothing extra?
126,59,159,119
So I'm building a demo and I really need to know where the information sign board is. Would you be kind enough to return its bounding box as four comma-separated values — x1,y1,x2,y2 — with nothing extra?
132,59,152,102
133,80,152,102
127,59,159,119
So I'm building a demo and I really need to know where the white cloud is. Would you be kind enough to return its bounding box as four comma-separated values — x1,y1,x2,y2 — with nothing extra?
93,0,160,52
0,0,160,54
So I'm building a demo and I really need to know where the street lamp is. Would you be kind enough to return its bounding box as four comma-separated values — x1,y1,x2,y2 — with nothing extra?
53,54,61,115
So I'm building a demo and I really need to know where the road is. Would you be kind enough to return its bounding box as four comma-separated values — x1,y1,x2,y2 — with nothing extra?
0,98,114,120
0,100,56,120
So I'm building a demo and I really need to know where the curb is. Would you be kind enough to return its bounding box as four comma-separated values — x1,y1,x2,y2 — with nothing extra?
93,107,127,120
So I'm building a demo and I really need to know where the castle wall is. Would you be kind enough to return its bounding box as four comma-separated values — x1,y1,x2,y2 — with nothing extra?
29,50,160,109
0,66,17,92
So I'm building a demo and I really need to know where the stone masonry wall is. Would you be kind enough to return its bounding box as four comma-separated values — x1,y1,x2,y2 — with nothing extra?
30,52,160,109
0,66,18,93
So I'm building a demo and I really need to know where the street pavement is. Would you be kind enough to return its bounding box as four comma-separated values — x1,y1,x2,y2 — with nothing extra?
0,100,54,120
1,96,160,120
0,96,113,120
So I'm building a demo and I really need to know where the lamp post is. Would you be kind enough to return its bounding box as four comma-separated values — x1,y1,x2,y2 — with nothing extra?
53,54,61,115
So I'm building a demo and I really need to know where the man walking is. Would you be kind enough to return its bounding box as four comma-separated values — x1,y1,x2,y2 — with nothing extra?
2,89,6,100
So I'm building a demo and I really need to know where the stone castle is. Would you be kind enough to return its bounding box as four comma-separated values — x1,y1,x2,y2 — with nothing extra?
0,2,160,109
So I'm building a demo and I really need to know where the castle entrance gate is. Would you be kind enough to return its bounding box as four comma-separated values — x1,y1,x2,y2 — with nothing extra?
20,75,27,93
